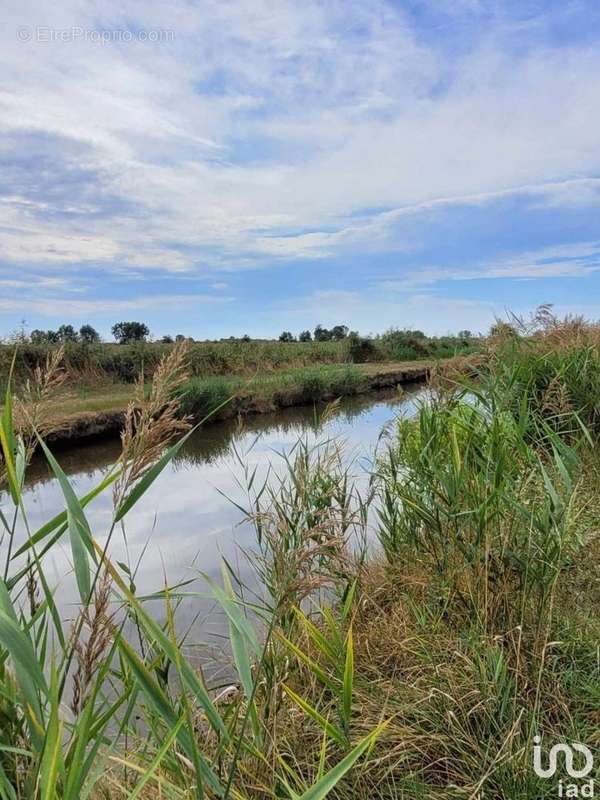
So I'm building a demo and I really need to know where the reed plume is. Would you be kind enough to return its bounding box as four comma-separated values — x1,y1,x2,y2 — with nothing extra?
71,570,115,716
113,340,191,508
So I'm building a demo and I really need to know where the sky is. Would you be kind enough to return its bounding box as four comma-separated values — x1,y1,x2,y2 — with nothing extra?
2,0,600,340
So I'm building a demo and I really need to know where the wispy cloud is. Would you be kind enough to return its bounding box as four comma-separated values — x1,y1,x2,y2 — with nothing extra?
0,293,233,317
2,1,600,333
380,242,600,290
3,1,600,271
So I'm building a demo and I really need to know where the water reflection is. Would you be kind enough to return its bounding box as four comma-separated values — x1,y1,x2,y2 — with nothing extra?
2,386,424,648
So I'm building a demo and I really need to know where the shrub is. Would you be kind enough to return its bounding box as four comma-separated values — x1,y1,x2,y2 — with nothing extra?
344,332,378,363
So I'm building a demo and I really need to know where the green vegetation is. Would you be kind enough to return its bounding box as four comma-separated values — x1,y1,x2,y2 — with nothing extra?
2,312,597,797
0,339,347,386
177,365,367,418
1,328,477,389
376,326,478,361
0,348,386,799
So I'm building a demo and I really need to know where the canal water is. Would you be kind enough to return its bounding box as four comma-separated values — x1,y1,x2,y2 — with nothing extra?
1,385,424,665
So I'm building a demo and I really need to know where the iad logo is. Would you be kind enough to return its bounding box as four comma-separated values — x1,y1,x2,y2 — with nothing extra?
533,735,595,797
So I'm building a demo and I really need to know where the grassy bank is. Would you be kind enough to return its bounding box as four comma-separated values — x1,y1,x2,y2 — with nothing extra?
1,317,599,798
175,362,431,420
14,361,432,445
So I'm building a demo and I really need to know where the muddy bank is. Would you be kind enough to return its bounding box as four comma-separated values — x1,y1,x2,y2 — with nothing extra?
46,364,429,448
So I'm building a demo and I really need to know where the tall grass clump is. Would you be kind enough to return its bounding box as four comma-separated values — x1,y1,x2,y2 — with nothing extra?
358,322,600,796
378,386,581,626
176,366,367,419
482,310,600,441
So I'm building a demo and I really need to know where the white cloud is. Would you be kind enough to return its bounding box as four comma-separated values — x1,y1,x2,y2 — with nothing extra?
0,0,600,269
1,0,600,279
379,241,600,289
0,293,233,317
264,288,500,336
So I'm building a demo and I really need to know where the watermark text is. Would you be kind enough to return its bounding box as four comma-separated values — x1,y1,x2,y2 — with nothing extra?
17,26,174,44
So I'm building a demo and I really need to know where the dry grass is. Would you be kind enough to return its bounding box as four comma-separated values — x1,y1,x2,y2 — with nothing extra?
113,340,191,508
255,543,600,799
13,345,69,456
71,570,115,716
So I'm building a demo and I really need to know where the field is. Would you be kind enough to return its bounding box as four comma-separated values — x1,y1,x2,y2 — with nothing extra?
0,332,478,387
1,316,599,798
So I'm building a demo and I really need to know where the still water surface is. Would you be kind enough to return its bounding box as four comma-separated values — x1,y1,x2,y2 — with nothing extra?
2,387,424,661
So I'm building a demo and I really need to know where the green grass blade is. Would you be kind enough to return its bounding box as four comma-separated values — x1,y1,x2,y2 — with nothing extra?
277,632,337,694
128,717,185,800
294,607,336,663
39,667,64,800
35,437,97,603
117,634,224,797
215,564,260,739
340,581,357,622
100,549,229,742
296,723,386,800
0,607,47,747
0,762,17,800
0,366,18,506
341,626,353,732
282,685,347,748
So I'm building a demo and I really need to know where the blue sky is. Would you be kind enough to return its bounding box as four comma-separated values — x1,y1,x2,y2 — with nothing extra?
2,0,600,339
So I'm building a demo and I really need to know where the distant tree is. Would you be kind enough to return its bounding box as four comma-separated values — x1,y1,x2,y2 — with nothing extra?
313,325,332,342
457,330,473,339
161,335,174,343
112,321,149,344
79,324,100,343
298,330,312,342
30,329,61,344
175,334,186,342
331,324,349,341
30,329,48,344
279,331,295,342
57,324,78,343
241,334,251,342
345,331,377,363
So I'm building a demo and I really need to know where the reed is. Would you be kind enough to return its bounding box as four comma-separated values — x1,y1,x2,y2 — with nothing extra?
0,347,384,800
0,315,599,798
176,365,367,419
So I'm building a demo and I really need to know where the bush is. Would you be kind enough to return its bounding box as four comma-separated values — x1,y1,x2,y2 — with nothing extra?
344,332,378,363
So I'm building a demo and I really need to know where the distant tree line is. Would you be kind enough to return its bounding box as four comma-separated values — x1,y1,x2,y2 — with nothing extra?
279,324,350,342
22,321,477,354
30,324,101,344
28,321,152,344
25,321,356,345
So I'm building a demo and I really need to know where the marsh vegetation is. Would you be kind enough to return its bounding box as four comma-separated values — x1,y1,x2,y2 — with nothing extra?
0,313,599,798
